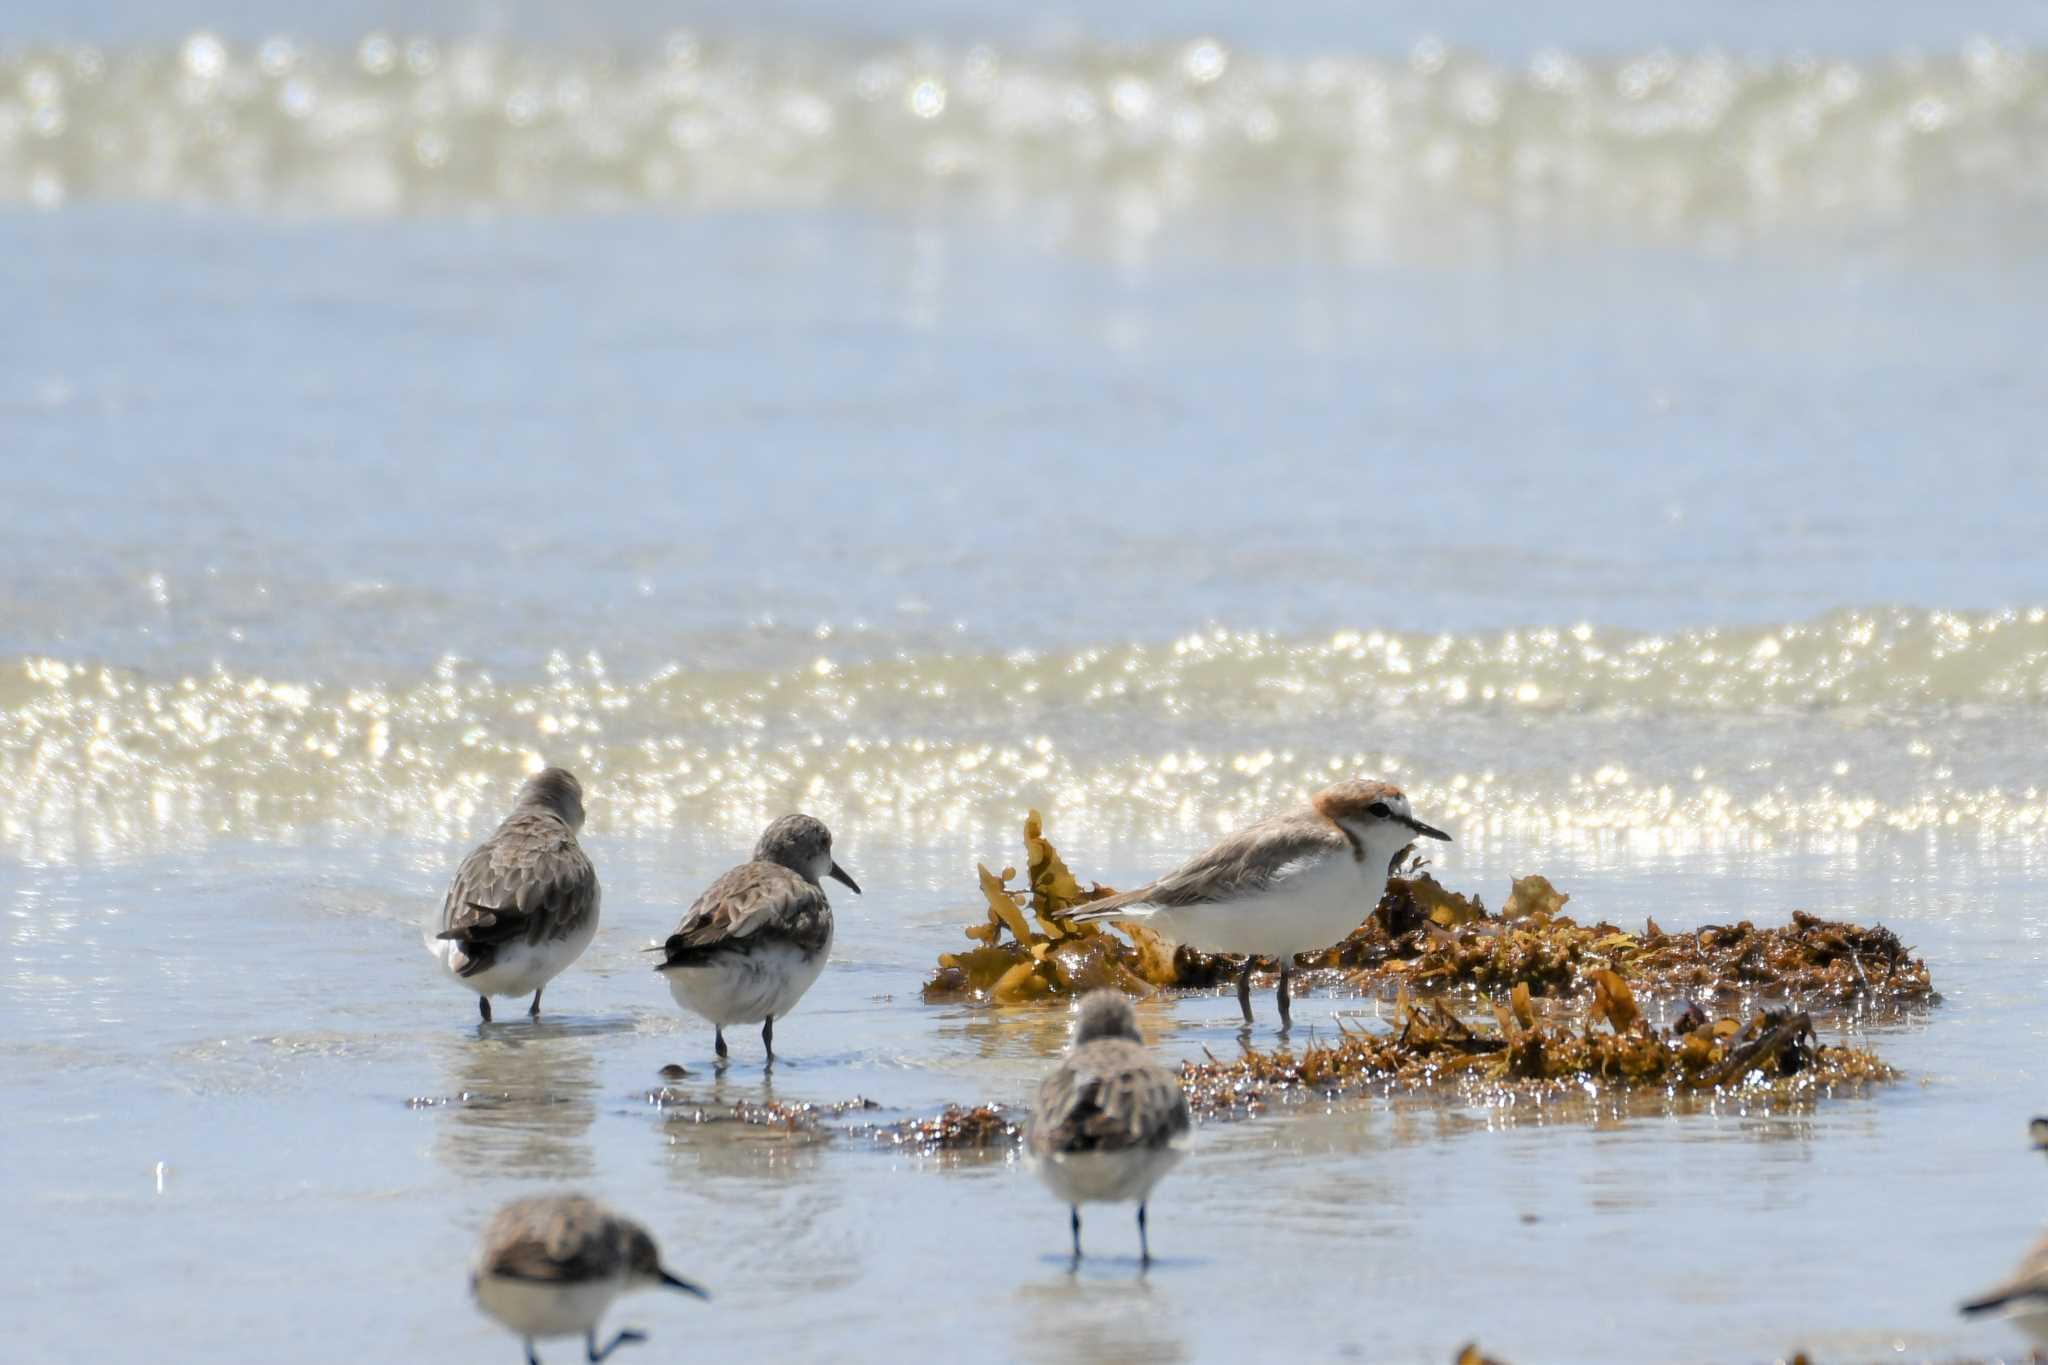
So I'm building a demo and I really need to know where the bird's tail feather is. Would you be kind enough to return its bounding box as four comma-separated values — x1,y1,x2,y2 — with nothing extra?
1058,887,1156,924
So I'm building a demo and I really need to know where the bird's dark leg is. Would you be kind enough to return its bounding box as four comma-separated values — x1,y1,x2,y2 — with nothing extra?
529,986,543,1019
525,1340,540,1365
761,1015,775,1062
1277,962,1293,1031
1236,958,1254,1025
587,1328,647,1362
714,1027,728,1061
1069,1206,1083,1267
479,995,493,1023
1138,1203,1151,1268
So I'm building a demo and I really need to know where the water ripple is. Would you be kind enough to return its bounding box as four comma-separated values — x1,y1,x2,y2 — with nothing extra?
3,607,2045,859
2,33,2044,239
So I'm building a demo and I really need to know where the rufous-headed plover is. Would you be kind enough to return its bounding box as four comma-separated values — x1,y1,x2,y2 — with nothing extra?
654,814,858,1062
1028,990,1192,1267
430,767,600,1023
470,1192,706,1364
1958,1118,2048,1345
1059,779,1449,1027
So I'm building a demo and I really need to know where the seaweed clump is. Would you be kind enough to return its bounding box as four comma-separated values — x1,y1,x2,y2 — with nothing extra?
921,810,1233,1004
645,1090,881,1142
870,1104,1023,1153
1326,870,1932,1007
1178,976,1895,1118
644,1092,1022,1155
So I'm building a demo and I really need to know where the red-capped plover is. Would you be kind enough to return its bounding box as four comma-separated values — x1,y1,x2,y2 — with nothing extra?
1059,779,1450,1027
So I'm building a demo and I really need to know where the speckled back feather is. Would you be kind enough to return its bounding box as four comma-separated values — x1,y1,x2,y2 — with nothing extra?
478,1194,639,1285
436,803,599,975
1029,1036,1191,1158
657,861,832,966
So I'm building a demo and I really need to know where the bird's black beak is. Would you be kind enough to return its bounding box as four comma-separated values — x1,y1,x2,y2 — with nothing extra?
660,1269,710,1299
828,862,861,894
1406,817,1452,842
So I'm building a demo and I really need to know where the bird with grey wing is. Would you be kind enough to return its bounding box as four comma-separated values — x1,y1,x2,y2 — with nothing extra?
1057,779,1451,1029
1028,990,1193,1268
429,767,600,1023
654,814,859,1063
1958,1117,2048,1347
469,1193,707,1365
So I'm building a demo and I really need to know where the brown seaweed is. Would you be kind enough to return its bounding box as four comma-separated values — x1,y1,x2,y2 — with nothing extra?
869,1103,1022,1152
641,1089,1025,1154
922,808,1214,1004
1328,870,1932,1007
1177,981,1895,1118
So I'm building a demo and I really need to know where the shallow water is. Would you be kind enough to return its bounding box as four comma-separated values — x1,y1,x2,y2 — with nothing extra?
8,5,2048,1364
10,830,2048,1363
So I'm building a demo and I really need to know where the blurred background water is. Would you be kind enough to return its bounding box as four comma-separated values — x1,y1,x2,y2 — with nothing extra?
5,3,2048,1362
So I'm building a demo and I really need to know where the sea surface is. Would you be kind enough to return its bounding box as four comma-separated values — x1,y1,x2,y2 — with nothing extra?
6,3,2048,1362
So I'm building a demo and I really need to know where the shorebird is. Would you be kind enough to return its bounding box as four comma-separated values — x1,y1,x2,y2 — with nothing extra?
1028,990,1192,1267
654,814,858,1062
1958,1117,2048,1345
430,767,599,1023
1058,779,1450,1027
470,1193,706,1364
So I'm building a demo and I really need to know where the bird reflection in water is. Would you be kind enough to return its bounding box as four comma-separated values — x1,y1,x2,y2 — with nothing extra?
426,1017,630,1182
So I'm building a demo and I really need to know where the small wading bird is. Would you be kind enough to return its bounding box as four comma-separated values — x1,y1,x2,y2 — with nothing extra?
1057,779,1451,1027
1028,990,1192,1268
1957,1117,2048,1346
430,767,599,1023
654,814,858,1062
470,1193,706,1365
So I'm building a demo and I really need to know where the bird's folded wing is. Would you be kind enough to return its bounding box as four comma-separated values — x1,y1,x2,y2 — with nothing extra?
435,901,532,944
436,812,597,946
1963,1236,2048,1314
1034,1043,1190,1154
660,863,822,961
1067,811,1347,918
1961,1280,2048,1314
483,1205,623,1283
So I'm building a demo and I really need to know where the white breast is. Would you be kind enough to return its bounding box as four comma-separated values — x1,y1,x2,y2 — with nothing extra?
474,1273,623,1339
663,933,832,1026
1146,854,1381,958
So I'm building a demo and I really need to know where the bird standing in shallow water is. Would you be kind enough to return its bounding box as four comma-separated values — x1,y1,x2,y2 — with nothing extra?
1958,1118,2048,1346
655,814,858,1063
470,1193,706,1365
430,767,599,1023
1028,990,1192,1268
1057,779,1450,1028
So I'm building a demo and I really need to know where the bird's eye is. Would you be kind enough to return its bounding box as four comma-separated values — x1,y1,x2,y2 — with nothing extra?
1367,802,1391,818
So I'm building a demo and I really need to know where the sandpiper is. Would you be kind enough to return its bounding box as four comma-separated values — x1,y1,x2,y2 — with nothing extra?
1958,1117,2048,1344
1028,990,1192,1267
430,767,599,1023
1058,779,1450,1027
470,1193,706,1364
654,814,858,1062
